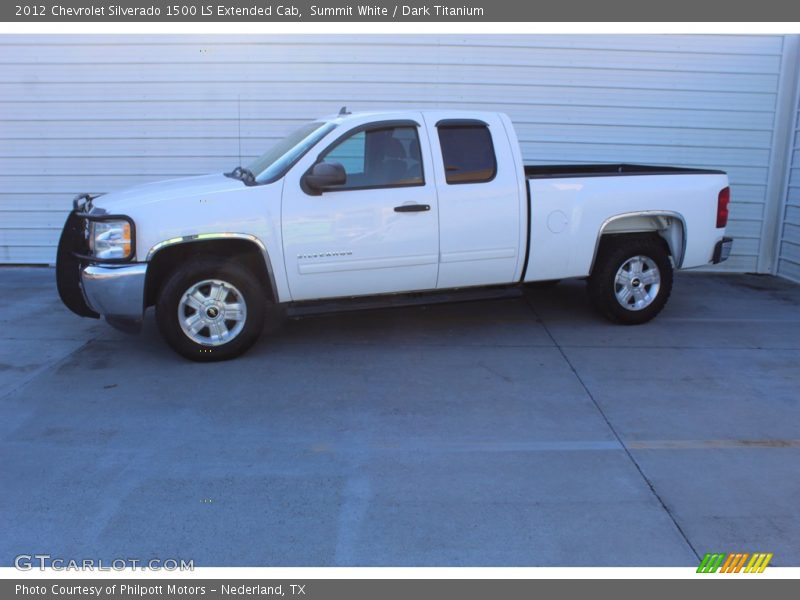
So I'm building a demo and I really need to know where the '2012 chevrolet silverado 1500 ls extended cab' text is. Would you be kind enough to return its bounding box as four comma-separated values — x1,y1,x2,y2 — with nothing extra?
56,109,733,360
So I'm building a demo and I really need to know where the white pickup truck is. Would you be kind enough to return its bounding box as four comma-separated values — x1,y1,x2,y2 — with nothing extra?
56,109,733,360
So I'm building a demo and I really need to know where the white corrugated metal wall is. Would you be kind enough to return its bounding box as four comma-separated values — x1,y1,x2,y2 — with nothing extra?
778,77,800,282
0,34,794,273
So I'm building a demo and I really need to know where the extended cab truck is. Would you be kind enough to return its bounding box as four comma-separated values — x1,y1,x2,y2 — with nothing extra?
56,110,733,361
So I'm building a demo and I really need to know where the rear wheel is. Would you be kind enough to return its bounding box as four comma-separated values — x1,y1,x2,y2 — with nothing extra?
588,235,673,325
156,257,266,361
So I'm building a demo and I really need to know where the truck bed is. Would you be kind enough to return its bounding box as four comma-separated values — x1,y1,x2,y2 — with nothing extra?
525,163,726,180
523,162,729,283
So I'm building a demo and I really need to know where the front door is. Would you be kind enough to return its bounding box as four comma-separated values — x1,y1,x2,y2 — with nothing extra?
281,118,440,301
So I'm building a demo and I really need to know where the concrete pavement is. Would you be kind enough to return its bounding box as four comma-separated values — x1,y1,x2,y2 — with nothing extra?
1,268,798,566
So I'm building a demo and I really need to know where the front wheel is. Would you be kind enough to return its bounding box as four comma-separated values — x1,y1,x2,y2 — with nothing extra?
156,257,266,361
588,235,673,325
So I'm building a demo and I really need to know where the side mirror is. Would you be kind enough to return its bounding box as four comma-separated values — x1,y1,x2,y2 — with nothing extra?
303,161,346,194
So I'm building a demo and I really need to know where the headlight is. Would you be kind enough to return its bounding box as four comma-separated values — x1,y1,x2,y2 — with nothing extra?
88,219,132,260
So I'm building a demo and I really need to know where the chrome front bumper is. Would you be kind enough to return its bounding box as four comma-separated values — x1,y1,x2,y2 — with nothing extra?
81,263,147,332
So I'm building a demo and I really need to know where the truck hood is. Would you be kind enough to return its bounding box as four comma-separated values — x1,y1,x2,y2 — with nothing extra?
92,173,245,214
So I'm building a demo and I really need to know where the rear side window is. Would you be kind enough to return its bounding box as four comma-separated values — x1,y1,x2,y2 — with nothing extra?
437,124,497,184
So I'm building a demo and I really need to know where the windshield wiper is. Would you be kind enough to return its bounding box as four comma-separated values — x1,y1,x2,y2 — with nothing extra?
225,166,257,186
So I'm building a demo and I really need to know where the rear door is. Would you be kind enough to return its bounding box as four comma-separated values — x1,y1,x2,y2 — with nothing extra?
424,112,525,288
281,116,440,301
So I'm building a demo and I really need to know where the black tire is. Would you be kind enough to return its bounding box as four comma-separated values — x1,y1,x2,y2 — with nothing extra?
155,256,267,361
587,234,673,325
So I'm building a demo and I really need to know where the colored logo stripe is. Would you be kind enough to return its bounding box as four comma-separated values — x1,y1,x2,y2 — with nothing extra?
697,553,773,573
697,553,725,573
719,553,748,573
745,553,773,573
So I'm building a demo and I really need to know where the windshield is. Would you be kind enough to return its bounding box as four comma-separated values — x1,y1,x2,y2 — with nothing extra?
245,120,337,184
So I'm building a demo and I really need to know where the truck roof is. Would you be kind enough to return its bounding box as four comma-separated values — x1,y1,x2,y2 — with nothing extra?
318,108,502,122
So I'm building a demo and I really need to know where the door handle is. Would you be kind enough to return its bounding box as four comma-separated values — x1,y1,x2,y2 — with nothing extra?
394,204,430,213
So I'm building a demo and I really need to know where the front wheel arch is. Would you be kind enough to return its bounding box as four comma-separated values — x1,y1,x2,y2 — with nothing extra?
144,238,277,308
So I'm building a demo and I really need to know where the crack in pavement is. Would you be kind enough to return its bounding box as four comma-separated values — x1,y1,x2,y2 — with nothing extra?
521,291,702,562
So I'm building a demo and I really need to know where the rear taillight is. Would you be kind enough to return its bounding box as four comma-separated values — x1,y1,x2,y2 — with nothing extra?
717,186,730,229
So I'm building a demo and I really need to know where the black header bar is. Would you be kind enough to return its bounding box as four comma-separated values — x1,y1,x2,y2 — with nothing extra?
3,0,800,22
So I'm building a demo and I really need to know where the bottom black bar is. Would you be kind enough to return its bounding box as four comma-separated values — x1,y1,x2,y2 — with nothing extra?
2,578,792,600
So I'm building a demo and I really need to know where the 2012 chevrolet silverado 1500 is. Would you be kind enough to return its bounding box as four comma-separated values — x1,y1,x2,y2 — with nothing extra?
56,109,733,360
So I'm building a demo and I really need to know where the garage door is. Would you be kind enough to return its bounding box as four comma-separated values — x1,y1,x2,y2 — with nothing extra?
777,90,800,282
0,34,788,269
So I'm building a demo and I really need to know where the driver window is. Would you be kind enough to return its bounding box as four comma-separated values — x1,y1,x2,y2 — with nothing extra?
321,125,424,191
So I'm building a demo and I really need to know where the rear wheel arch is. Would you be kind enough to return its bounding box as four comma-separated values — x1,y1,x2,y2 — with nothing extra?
591,211,686,273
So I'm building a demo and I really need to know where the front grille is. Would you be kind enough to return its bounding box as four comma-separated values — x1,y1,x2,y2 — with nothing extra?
55,210,99,318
